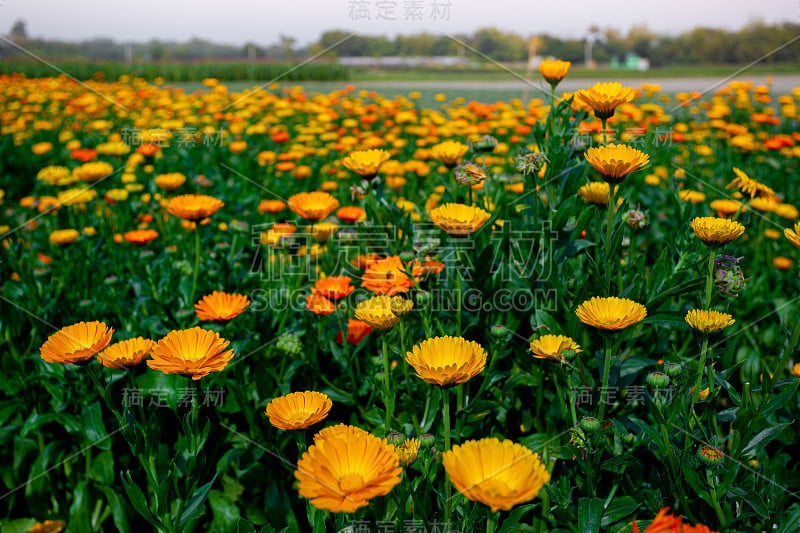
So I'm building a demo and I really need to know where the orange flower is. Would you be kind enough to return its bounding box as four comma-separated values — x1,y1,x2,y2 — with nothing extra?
194,291,251,321
167,194,224,221
40,321,114,364
336,206,367,223
98,337,155,369
154,173,187,191
361,256,415,296
267,391,332,430
313,276,355,300
147,327,234,380
538,59,571,87
288,191,339,221
632,507,718,533
258,199,287,214
124,229,159,245
336,319,373,345
306,293,336,315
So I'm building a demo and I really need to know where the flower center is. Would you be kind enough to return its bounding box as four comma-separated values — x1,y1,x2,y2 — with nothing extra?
338,473,365,493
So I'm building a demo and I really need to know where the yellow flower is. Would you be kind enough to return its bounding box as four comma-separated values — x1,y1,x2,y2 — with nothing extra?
58,188,97,206
784,221,800,249
266,391,332,430
429,203,491,235
576,296,647,331
155,172,187,191
40,321,114,364
194,291,250,321
691,217,745,248
431,140,469,167
147,327,234,380
684,309,735,334
341,149,391,177
96,141,131,156
405,336,487,386
530,335,582,361
679,190,707,204
37,166,71,185
576,82,636,120
74,161,114,182
98,337,155,369
354,295,399,330
442,438,550,512
287,191,339,221
396,438,421,465
538,59,571,87
710,199,746,217
726,167,775,198
578,182,612,205
32,142,54,155
167,194,224,221
584,144,649,184
295,432,402,513
48,228,80,246
313,424,370,444
26,520,66,533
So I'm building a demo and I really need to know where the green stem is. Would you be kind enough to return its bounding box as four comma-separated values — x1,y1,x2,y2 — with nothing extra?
189,226,201,306
597,335,614,421
707,470,726,527
688,335,710,426
601,118,608,145
771,316,800,383
705,249,716,310
455,252,463,337
382,335,393,434
486,511,498,533
604,184,616,296
442,386,452,524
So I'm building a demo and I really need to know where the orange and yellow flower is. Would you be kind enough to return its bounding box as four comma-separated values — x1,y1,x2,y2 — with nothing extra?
124,229,159,245
287,191,339,221
354,295,399,330
691,217,745,248
442,438,550,512
341,149,391,177
266,391,332,430
194,291,250,321
147,327,234,380
584,144,650,184
98,337,155,369
361,256,415,296
313,276,355,300
296,431,402,513
577,82,637,120
530,334,582,361
40,321,114,364
576,296,647,331
539,59,571,87
167,194,224,221
405,336,487,386
429,203,491,235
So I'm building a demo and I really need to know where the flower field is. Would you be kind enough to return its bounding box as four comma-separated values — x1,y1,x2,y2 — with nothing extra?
2,66,800,532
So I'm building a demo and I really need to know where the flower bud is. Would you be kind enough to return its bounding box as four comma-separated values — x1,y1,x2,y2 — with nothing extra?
490,324,511,341
580,416,601,433
419,433,436,447
664,362,682,377
399,250,416,263
646,371,670,389
697,445,724,466
623,209,649,229
415,291,430,307
386,432,406,446
276,332,302,356
514,150,548,177
470,134,498,153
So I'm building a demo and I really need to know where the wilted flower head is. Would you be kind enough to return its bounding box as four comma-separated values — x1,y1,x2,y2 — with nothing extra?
453,161,489,186
714,255,746,297
623,209,649,229
514,150,548,177
276,332,303,356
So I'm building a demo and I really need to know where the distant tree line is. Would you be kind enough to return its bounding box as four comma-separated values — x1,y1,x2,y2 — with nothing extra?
2,19,798,66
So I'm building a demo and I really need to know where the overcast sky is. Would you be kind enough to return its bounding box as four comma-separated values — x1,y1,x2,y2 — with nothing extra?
3,0,798,46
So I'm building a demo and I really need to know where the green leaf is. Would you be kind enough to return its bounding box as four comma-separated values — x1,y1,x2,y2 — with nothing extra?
578,497,604,533
179,479,215,527
498,503,539,532
741,422,791,457
89,450,114,485
101,487,131,533
67,480,91,533
601,496,639,527
122,471,162,529
777,505,800,533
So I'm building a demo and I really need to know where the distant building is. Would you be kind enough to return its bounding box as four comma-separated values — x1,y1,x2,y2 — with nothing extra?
337,56,471,67
610,53,650,71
